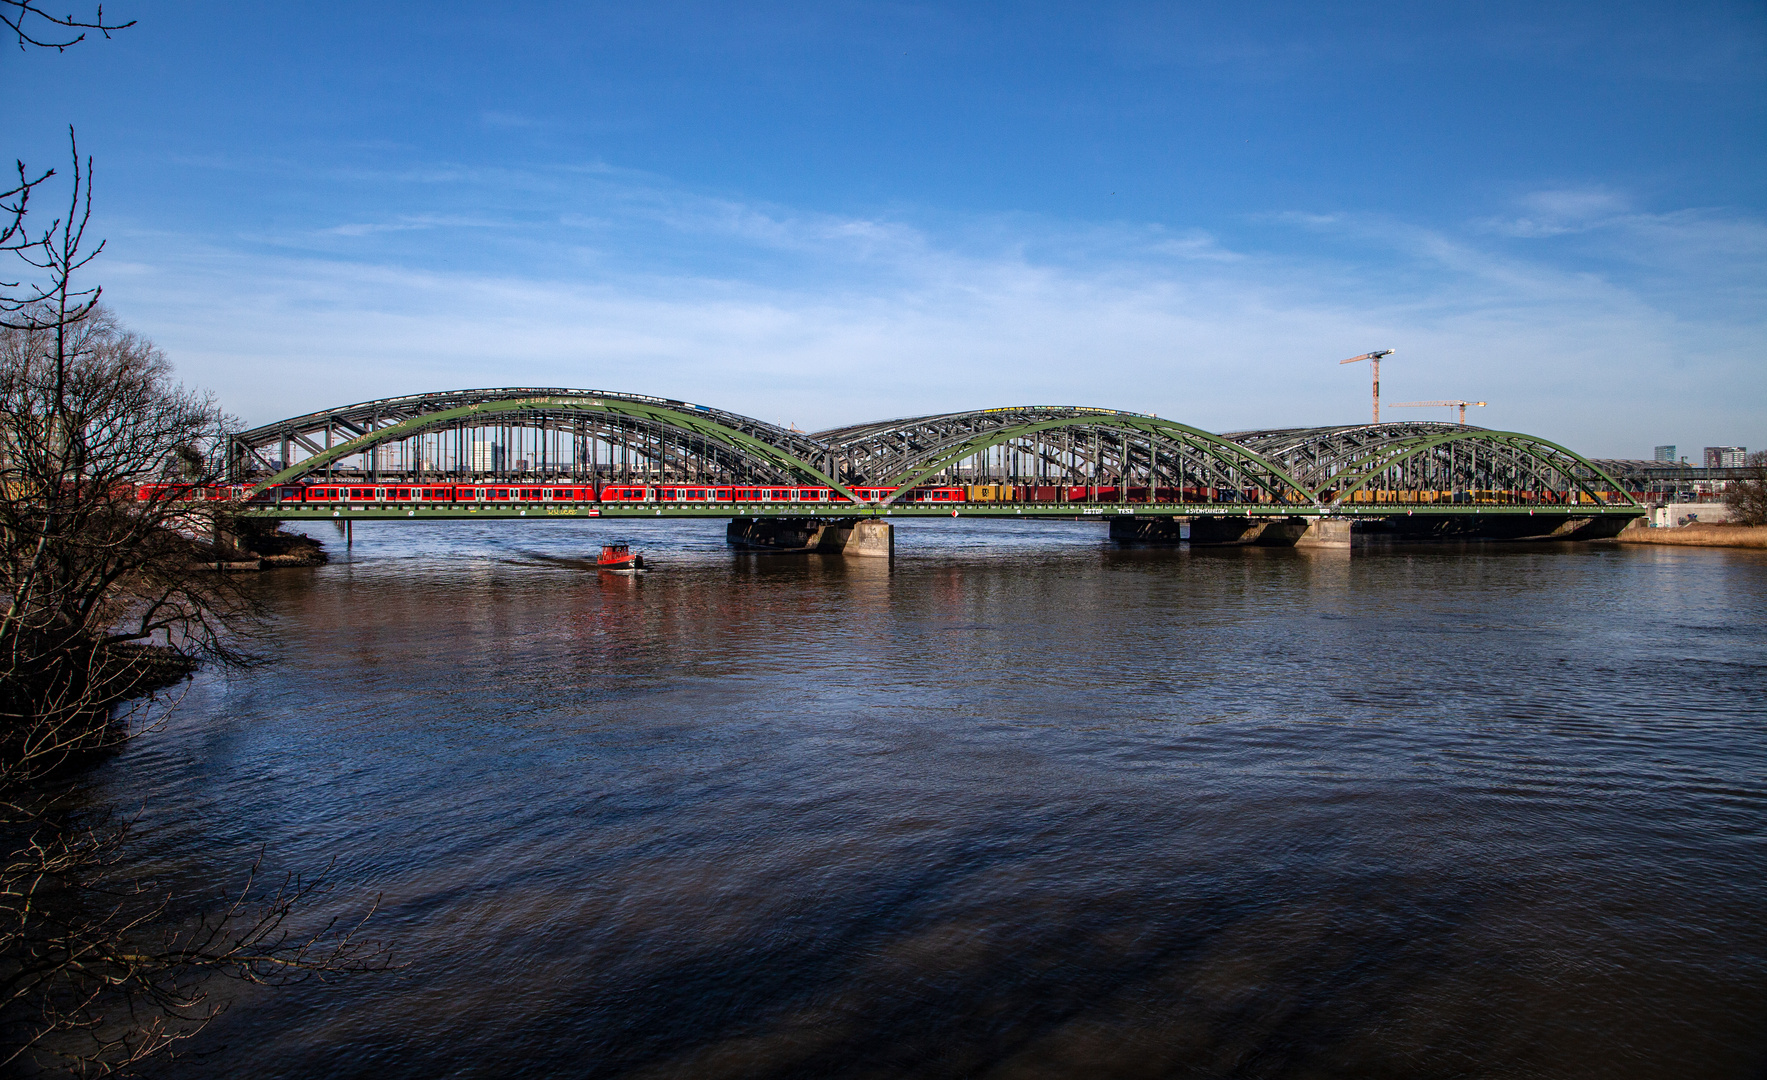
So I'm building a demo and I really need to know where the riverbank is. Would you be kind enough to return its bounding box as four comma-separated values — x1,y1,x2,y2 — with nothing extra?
1616,522,1767,549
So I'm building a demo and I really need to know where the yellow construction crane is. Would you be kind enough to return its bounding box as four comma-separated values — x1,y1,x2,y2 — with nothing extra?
1391,399,1487,424
1338,349,1394,423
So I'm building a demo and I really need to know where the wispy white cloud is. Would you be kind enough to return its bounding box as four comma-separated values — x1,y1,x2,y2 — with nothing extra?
1482,188,1632,237
319,214,510,238
98,170,1766,459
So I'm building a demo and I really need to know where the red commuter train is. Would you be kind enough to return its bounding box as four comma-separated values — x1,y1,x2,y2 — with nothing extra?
131,482,1277,506
135,481,1643,508
137,482,964,506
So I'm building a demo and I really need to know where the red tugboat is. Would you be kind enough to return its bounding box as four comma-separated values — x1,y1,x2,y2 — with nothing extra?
597,543,645,573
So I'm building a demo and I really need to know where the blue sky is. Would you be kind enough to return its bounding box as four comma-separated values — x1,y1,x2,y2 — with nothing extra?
6,1,1763,455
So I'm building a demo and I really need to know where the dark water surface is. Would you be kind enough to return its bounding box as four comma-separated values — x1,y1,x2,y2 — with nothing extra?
106,519,1766,1079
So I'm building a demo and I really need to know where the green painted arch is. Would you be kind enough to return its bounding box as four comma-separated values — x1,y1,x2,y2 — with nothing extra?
879,414,1315,506
1320,428,1641,508
248,394,864,503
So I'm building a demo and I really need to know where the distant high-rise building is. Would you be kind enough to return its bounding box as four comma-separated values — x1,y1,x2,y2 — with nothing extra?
1654,445,1676,462
1705,446,1746,468
471,441,505,472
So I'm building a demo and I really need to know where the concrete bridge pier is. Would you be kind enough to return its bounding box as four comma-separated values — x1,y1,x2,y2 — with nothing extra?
1109,517,1186,544
1201,516,1351,548
1277,517,1352,549
1115,515,1353,548
1186,516,1266,546
843,519,894,559
726,517,845,551
726,517,892,557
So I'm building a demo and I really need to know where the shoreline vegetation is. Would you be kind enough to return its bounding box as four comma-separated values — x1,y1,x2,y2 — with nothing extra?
211,521,329,570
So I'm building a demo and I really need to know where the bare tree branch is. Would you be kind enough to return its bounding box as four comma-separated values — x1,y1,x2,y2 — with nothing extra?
2,2,134,52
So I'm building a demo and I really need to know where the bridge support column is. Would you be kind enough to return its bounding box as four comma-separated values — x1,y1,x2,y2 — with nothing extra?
843,520,893,559
1185,516,1351,548
1186,516,1269,546
1109,517,1185,544
1287,517,1352,549
726,517,852,552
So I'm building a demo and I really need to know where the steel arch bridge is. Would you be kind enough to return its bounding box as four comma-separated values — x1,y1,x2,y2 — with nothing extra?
227,388,1641,527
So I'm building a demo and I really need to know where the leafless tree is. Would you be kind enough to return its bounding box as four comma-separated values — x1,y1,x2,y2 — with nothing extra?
1,17,390,1074
0,155,391,1074
0,300,255,778
1,130,262,783
1722,450,1767,527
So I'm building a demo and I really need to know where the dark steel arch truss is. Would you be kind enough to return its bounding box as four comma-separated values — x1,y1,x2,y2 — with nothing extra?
1227,422,1640,507
232,388,851,495
818,406,1313,505
232,392,1632,512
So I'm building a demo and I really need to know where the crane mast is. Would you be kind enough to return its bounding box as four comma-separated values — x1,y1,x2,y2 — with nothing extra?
1338,350,1395,423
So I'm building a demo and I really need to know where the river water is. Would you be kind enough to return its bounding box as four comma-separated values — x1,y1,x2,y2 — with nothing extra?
101,519,1765,1079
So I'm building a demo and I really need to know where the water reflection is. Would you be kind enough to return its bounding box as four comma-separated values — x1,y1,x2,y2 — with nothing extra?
96,520,1767,1079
